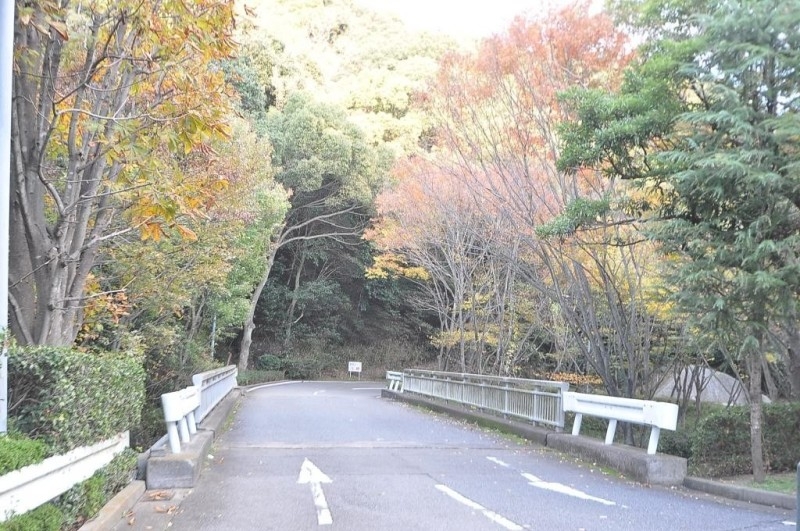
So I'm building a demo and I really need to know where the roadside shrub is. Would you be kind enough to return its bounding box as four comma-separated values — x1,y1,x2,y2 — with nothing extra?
102,449,139,496
0,434,49,474
8,346,146,453
58,474,106,527
689,402,800,476
657,429,692,459
255,354,282,371
763,402,800,471
690,406,752,476
0,504,64,531
237,370,284,386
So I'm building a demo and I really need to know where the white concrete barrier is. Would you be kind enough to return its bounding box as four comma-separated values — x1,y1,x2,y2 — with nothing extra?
161,386,201,454
0,432,129,522
386,371,403,392
563,392,678,454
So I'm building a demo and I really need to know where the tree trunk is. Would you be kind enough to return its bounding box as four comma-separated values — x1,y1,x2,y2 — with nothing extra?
284,248,306,347
239,246,278,372
784,322,800,400
746,346,766,482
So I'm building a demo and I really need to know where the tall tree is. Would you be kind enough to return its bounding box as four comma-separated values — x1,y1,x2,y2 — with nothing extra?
10,0,236,346
562,0,800,479
408,2,675,402
655,0,800,480
237,93,390,370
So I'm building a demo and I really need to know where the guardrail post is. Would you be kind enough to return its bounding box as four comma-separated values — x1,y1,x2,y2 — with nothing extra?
503,381,509,416
796,460,799,526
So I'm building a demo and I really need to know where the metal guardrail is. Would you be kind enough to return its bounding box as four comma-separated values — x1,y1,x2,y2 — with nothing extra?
401,369,568,429
192,365,238,423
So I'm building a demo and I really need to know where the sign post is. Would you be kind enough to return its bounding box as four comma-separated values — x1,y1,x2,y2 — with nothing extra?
347,361,362,380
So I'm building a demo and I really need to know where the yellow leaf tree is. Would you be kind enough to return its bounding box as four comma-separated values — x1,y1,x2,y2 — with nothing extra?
10,0,236,346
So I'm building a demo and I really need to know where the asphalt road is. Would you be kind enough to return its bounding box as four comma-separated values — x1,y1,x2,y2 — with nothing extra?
166,381,794,530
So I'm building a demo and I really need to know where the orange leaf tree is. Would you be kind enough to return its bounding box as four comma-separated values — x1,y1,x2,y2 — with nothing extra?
383,3,682,398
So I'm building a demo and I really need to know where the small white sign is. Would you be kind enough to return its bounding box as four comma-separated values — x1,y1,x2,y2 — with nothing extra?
348,361,362,374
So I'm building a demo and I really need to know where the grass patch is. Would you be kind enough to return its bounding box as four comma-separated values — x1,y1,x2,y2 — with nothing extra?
722,473,798,495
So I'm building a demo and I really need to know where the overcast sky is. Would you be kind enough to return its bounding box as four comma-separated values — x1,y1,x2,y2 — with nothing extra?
354,0,575,38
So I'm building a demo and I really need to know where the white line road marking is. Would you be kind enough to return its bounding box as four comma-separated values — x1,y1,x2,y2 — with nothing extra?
298,459,333,526
245,381,301,392
352,387,384,390
435,484,523,531
521,473,616,506
312,389,327,396
783,522,796,526
486,457,511,468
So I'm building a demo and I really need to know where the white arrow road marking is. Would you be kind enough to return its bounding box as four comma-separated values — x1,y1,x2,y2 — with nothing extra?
486,457,511,468
435,484,523,531
521,473,616,506
298,459,333,525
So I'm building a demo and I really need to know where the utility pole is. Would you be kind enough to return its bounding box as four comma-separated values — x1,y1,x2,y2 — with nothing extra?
0,0,15,434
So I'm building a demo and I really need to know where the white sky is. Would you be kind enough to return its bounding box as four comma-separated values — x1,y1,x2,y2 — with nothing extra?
353,0,577,37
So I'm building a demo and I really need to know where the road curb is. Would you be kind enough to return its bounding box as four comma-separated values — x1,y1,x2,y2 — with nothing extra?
78,480,145,531
684,476,796,510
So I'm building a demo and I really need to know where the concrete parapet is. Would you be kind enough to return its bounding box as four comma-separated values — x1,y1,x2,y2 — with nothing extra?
145,388,241,489
146,430,213,489
546,433,687,485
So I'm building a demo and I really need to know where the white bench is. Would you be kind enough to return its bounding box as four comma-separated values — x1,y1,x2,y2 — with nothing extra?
161,386,201,454
386,371,403,392
563,392,679,455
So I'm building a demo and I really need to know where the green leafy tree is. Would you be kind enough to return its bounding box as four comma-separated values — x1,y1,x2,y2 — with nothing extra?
561,0,800,479
237,93,390,370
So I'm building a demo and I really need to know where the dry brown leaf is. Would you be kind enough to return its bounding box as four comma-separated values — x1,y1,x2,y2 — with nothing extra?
147,490,174,501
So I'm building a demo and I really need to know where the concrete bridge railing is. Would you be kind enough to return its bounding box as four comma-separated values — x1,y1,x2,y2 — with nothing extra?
159,365,238,455
192,365,238,423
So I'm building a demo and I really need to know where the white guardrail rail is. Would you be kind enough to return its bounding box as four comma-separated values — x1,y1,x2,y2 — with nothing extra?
192,365,238,423
160,365,238,454
401,369,569,429
385,371,403,391
563,391,679,455
0,432,129,522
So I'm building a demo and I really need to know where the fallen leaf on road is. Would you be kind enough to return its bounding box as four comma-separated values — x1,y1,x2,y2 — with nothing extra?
147,490,174,501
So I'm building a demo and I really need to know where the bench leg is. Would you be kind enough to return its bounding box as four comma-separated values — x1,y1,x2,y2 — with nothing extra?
571,413,583,436
605,419,617,445
647,426,661,455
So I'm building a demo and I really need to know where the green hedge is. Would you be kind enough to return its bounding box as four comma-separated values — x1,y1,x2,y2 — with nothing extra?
0,434,48,475
689,402,800,477
8,346,146,453
0,503,64,531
